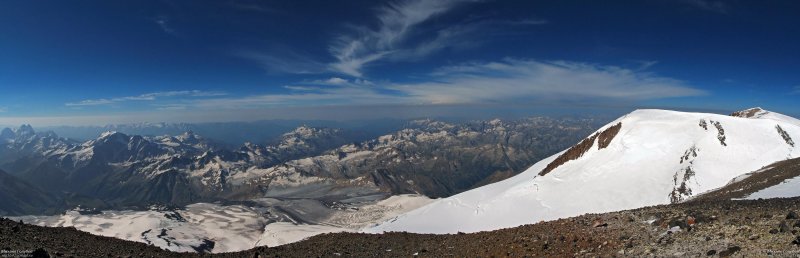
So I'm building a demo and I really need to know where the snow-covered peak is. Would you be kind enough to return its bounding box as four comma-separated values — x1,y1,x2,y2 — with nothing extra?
283,125,318,138
368,108,800,234
99,131,125,139
181,130,197,139
175,130,205,146
408,119,454,131
14,124,35,136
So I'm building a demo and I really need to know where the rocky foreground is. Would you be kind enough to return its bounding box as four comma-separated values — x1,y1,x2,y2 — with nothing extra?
2,197,800,257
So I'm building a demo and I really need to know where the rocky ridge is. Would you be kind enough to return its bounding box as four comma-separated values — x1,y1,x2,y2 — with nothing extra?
0,117,599,214
5,197,800,257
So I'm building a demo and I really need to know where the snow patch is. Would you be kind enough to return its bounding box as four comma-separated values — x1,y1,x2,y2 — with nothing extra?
743,175,800,200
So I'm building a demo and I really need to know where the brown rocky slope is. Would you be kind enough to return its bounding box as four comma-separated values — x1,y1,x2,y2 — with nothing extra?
4,196,800,257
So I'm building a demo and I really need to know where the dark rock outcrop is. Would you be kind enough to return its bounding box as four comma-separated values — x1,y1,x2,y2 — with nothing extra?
540,122,621,176
730,107,765,118
776,125,795,147
597,122,622,149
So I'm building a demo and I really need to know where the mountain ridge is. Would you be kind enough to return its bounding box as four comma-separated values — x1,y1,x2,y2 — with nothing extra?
368,108,800,234
0,116,599,215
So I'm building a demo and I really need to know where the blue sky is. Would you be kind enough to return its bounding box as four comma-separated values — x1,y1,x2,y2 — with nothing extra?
1,0,798,125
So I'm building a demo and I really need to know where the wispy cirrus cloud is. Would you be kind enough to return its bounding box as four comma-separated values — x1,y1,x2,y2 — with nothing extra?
188,87,403,109
169,58,704,109
329,0,476,77
61,59,703,112
20,58,707,125
326,0,548,77
306,77,374,86
152,15,178,35
792,85,800,95
65,90,226,107
391,58,705,104
236,0,547,78
0,107,7,113
317,77,348,85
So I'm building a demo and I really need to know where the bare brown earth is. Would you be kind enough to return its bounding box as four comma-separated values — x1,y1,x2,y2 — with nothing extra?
597,122,622,149
5,196,800,257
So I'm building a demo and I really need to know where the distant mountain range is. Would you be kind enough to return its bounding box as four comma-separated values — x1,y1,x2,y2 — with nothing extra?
0,116,601,215
35,119,412,146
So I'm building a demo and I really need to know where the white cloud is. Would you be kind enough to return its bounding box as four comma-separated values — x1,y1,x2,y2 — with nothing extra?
171,58,705,109
187,86,403,109
323,77,348,85
283,85,320,91
65,99,115,106
235,1,546,78
312,77,350,85
634,60,659,70
392,59,706,104
328,0,476,77
59,59,704,114
5,59,708,126
303,77,376,86
0,107,7,113
66,90,226,106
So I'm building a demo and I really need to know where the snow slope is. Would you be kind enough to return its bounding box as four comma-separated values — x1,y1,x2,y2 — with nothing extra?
367,109,800,234
11,194,433,252
255,194,434,247
744,175,800,200
14,204,266,253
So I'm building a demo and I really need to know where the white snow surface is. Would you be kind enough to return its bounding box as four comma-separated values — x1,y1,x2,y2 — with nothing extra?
11,195,433,252
367,109,800,234
744,175,800,200
255,194,434,247
13,204,266,253
257,223,348,247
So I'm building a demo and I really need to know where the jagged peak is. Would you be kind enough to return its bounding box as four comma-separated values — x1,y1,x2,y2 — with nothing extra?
1,127,15,139
241,141,260,150
15,124,35,135
177,130,201,142
283,125,338,139
97,131,131,142
99,131,122,138
285,125,315,135
409,119,454,130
